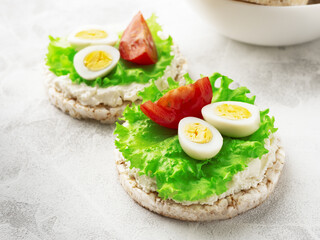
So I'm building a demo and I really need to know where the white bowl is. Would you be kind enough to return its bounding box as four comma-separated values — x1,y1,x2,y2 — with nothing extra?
188,0,320,46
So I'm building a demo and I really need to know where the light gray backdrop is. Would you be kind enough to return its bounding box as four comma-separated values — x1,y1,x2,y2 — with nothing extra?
0,0,319,239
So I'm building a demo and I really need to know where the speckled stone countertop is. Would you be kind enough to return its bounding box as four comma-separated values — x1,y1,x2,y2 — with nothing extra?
1,0,320,239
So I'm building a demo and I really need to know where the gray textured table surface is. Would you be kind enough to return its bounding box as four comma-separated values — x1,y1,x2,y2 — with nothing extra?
1,0,320,239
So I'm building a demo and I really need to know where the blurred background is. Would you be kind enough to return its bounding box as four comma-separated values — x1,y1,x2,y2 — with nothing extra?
0,0,319,239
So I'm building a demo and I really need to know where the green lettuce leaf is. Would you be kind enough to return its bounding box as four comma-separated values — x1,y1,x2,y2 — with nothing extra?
45,14,174,88
114,73,277,202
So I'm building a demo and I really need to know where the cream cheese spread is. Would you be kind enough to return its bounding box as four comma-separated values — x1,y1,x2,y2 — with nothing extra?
127,134,279,205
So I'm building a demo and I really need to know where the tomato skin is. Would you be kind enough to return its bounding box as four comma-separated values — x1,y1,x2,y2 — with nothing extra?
140,77,213,129
119,12,158,65
140,101,176,127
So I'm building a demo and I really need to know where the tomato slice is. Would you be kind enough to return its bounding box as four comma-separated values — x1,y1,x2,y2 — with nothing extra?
140,77,213,129
119,12,158,65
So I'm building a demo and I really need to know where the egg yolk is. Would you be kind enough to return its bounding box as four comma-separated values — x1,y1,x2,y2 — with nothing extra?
75,29,108,39
84,51,112,71
214,104,251,120
184,123,212,144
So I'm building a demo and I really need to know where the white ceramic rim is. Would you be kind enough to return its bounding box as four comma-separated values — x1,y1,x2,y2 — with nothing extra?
228,0,320,8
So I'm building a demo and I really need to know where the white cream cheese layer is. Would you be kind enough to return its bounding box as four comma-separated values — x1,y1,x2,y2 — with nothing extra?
45,43,185,108
127,134,279,205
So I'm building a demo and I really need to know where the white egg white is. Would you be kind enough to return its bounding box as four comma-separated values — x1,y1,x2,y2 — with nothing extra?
73,45,120,81
178,117,223,161
202,101,260,138
68,25,118,50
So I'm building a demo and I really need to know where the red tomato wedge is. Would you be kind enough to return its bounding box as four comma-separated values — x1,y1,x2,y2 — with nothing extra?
119,12,158,65
140,77,213,129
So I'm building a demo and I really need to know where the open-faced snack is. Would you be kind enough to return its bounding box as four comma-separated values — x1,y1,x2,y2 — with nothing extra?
114,73,285,221
45,12,186,123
